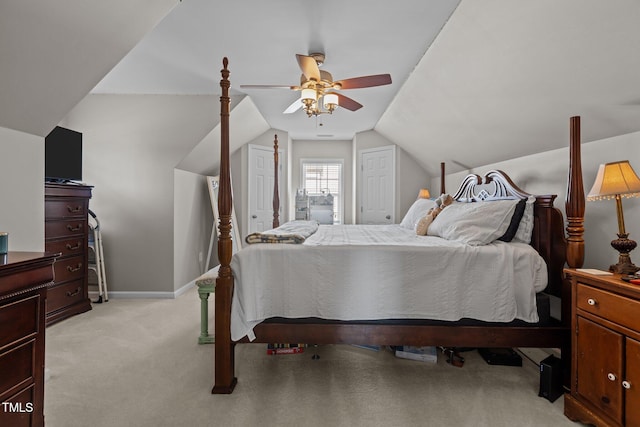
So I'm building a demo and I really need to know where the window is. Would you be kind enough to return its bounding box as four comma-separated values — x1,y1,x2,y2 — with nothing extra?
301,159,343,224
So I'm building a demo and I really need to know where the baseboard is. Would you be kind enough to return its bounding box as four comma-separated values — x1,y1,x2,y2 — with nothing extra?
175,279,196,297
88,281,195,300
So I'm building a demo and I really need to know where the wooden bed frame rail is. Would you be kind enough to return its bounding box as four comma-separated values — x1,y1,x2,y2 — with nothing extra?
212,59,585,394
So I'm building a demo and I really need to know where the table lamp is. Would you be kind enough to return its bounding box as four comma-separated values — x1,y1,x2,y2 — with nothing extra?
587,160,640,274
417,189,431,199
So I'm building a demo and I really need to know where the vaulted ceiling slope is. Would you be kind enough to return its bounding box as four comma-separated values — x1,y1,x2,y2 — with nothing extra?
3,1,640,178
0,0,176,137
91,0,462,142
89,0,640,176
377,0,640,174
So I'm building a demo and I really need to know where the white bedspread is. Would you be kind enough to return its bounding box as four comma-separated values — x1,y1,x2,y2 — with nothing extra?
231,224,548,341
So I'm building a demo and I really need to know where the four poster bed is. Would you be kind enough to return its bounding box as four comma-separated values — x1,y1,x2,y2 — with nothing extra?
212,58,586,394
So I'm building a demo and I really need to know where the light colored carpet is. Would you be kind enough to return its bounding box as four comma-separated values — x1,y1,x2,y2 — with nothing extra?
44,286,583,427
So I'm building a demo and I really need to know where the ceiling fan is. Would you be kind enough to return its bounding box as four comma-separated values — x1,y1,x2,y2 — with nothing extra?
240,53,392,117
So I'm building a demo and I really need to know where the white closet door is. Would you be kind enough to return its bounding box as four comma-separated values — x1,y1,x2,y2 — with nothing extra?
248,144,283,234
360,146,395,224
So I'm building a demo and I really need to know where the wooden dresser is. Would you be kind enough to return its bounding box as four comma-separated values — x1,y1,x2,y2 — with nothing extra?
0,251,57,427
564,269,640,426
44,182,93,325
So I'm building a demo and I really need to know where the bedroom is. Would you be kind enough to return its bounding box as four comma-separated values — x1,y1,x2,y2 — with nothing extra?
1,0,640,426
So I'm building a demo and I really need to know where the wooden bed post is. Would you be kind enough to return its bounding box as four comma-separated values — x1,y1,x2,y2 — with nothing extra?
273,134,280,229
565,116,585,269
440,162,446,195
212,57,237,394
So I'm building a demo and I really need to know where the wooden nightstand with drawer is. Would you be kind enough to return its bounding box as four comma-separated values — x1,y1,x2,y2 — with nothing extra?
44,182,93,325
564,269,640,427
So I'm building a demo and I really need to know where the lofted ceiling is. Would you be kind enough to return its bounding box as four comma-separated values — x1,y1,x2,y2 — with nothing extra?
3,0,640,177
92,0,461,144
0,0,177,137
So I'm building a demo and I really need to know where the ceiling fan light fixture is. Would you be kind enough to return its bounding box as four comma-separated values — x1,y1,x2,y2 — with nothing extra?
243,54,389,117
301,88,316,102
323,93,339,112
300,87,317,115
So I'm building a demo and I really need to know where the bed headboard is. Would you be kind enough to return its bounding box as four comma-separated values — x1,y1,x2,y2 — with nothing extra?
450,170,567,297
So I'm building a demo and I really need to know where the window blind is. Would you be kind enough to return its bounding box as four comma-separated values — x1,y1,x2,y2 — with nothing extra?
301,161,342,224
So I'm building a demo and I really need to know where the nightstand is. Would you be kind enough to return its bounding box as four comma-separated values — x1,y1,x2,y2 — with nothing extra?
564,269,640,426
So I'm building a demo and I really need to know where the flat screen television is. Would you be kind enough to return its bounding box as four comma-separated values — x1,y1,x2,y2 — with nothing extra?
45,126,82,182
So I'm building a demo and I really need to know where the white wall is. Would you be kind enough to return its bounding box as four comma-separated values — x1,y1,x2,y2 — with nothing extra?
0,126,44,251
173,169,213,289
441,131,640,271
60,94,219,293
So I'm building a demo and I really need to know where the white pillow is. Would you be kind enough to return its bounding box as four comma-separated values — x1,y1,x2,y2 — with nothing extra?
512,196,535,244
399,198,436,230
427,199,519,245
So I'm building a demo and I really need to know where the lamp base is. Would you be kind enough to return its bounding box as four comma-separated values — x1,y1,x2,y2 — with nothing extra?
609,234,640,275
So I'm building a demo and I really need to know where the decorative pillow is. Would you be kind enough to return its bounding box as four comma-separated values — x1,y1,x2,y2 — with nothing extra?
399,198,436,230
415,210,437,235
497,199,527,242
512,196,536,244
427,199,519,245
415,194,454,235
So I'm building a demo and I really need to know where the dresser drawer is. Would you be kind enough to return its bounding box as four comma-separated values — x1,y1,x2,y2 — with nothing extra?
47,280,85,313
0,340,34,399
45,219,87,239
53,255,85,283
576,282,640,331
45,199,87,219
0,296,39,350
45,237,86,259
0,384,35,427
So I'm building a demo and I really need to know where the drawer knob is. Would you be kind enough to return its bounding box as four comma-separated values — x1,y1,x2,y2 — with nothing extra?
587,298,597,306
66,263,83,273
66,287,80,297
66,242,81,250
623,380,632,390
67,205,82,213
608,373,617,381
67,224,82,232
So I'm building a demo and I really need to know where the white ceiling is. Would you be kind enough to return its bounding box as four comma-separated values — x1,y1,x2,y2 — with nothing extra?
377,0,640,174
3,0,640,176
92,0,461,144
0,0,176,137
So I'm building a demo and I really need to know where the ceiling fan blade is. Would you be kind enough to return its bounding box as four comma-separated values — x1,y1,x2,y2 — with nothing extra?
283,98,303,114
335,93,363,111
335,74,392,90
296,54,321,82
240,84,300,90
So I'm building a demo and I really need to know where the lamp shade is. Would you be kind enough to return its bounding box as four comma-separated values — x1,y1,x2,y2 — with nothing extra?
587,160,640,201
323,93,339,109
417,188,431,199
301,88,316,102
